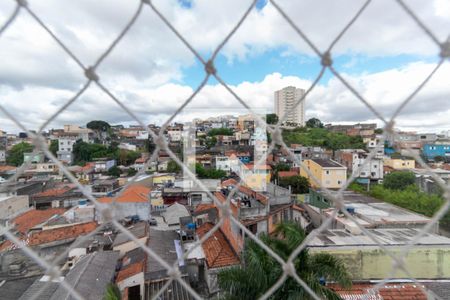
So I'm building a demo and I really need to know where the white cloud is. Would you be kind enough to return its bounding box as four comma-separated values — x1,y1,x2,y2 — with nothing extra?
0,0,448,134
1,62,449,133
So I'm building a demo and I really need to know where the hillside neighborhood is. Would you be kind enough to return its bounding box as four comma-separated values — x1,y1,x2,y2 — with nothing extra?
0,88,450,299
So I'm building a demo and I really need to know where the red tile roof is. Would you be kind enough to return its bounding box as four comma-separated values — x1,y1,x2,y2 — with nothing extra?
98,185,150,203
194,203,217,214
292,204,304,212
135,157,146,164
0,165,17,172
0,240,13,252
28,222,97,246
330,283,428,300
278,171,298,178
34,185,75,197
196,223,240,269
80,162,95,173
116,261,145,282
12,208,66,235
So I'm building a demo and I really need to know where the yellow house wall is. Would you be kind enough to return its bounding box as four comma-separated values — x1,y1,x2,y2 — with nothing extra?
152,175,175,185
310,246,450,279
299,160,346,189
384,158,416,169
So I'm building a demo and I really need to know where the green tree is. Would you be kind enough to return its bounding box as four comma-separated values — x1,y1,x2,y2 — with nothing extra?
107,166,122,177
167,160,182,173
266,113,279,125
49,139,59,156
6,142,33,166
205,136,217,149
127,168,138,177
306,117,324,128
218,222,351,300
86,120,111,132
104,283,121,300
208,128,234,136
434,156,446,162
279,175,310,194
195,163,226,179
383,171,416,190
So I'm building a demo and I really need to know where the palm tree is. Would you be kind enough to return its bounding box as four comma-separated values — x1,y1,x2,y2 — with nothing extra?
103,283,121,300
218,222,351,300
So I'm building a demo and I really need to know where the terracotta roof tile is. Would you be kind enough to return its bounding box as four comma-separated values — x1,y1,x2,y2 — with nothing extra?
34,185,75,197
197,223,240,269
0,165,17,172
12,208,66,235
330,283,428,300
278,171,298,178
194,203,217,214
28,222,97,246
98,185,150,203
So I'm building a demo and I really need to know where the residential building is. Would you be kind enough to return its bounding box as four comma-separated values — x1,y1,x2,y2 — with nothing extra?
93,158,116,172
167,124,183,142
0,195,29,221
412,168,450,194
216,179,295,254
19,251,119,300
423,143,450,161
306,190,435,233
97,185,151,222
274,86,306,125
384,157,415,170
330,282,435,300
308,228,450,280
240,163,271,191
335,149,383,181
112,222,149,257
196,222,240,295
23,152,45,164
30,184,85,209
299,159,347,189
57,132,79,164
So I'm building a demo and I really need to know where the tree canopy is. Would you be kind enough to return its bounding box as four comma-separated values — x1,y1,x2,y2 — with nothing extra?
49,139,59,156
6,142,33,166
86,120,111,132
196,163,226,179
218,222,351,300
208,128,234,136
279,175,310,194
282,127,365,151
167,160,182,173
107,166,122,177
72,140,140,166
266,113,279,125
383,171,416,190
306,117,324,128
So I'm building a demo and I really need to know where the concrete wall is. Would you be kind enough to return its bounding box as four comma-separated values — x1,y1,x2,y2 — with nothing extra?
0,195,29,220
113,237,148,257
96,203,150,223
309,246,450,280
118,272,144,296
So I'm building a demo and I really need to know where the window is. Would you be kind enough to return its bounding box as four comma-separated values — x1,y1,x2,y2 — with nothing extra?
337,180,342,185
325,170,330,175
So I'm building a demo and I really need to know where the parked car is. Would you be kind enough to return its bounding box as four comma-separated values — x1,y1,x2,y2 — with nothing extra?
148,217,157,226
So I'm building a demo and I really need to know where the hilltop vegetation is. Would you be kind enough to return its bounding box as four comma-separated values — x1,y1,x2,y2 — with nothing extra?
282,127,366,151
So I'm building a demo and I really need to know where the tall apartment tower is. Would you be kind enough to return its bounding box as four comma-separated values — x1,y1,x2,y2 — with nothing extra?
274,86,306,125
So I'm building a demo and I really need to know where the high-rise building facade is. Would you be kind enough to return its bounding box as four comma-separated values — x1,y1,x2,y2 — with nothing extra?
274,86,305,125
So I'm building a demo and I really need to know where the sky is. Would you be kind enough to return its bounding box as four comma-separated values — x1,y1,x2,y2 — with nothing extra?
0,0,449,133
